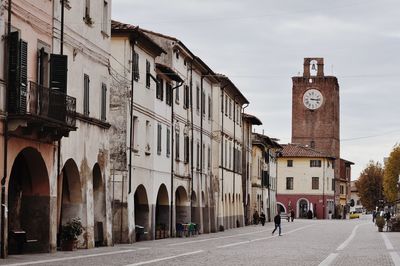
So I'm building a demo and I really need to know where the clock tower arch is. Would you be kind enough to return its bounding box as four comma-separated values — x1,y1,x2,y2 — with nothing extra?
291,58,340,178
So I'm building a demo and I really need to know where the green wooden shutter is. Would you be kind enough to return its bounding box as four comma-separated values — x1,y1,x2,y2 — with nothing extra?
50,54,68,93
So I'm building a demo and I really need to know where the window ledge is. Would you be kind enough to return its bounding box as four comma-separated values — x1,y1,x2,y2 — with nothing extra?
83,16,94,27
101,30,110,38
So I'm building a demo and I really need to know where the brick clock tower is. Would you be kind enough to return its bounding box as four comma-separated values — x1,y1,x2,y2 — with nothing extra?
291,58,340,179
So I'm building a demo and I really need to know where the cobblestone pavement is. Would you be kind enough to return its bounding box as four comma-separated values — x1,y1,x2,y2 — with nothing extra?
1,215,399,266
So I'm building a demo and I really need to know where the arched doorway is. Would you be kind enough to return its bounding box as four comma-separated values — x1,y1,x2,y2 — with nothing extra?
134,185,150,241
277,202,286,214
93,164,106,246
155,184,169,239
175,186,189,225
298,199,309,218
8,147,50,254
58,159,83,248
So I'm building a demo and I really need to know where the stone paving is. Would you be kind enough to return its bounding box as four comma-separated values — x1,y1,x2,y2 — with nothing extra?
0,215,399,266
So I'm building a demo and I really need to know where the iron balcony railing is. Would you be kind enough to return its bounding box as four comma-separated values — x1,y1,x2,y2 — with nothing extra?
26,81,76,127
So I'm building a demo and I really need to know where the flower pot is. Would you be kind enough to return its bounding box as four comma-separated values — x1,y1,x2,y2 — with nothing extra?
61,239,77,251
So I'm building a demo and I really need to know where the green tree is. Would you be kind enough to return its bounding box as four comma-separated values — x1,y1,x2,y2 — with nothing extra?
355,161,384,211
383,144,400,202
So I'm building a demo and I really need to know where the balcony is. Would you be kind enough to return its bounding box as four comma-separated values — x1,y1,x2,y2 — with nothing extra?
8,81,76,140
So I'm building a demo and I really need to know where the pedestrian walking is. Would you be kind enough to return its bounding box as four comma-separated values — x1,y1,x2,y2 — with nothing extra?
260,211,266,226
272,212,282,236
372,210,376,223
290,210,295,222
253,210,259,225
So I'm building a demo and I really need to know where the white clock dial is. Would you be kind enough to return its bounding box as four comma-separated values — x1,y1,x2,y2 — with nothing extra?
303,89,323,110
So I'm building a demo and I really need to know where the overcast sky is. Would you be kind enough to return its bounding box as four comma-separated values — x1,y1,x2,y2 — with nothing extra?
112,0,400,179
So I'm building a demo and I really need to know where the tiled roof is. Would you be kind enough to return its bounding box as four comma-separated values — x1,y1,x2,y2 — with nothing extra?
111,20,137,31
280,143,333,158
243,113,262,125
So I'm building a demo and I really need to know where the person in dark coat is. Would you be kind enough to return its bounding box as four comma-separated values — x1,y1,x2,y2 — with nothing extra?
272,212,282,236
290,210,295,222
253,210,259,225
307,210,313,219
260,211,266,226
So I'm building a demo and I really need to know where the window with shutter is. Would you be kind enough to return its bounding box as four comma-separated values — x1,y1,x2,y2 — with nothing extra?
101,83,107,121
146,60,150,88
8,31,28,114
202,144,205,170
166,83,172,106
201,91,205,116
196,86,200,111
183,85,189,109
8,31,20,113
175,81,179,104
84,74,90,116
196,142,200,169
102,1,109,34
208,146,211,170
208,96,211,120
175,130,180,160
166,128,170,157
19,39,28,114
133,52,139,81
312,177,319,190
50,54,68,93
157,124,162,155
156,76,163,100
184,135,189,163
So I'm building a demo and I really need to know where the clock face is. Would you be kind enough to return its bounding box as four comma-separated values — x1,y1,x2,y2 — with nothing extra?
303,89,323,110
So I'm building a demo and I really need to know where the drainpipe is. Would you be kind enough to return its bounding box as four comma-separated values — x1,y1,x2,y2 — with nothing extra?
232,96,240,204
128,40,136,195
220,88,224,208
267,148,271,222
170,81,183,237
241,103,248,224
198,74,205,223
323,159,326,219
219,83,228,226
57,0,65,203
189,63,193,221
1,0,12,259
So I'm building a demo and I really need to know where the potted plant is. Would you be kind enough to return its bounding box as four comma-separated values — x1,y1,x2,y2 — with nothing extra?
376,216,385,232
60,218,83,251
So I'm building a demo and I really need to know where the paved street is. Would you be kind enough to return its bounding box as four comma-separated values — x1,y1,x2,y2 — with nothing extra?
1,215,399,266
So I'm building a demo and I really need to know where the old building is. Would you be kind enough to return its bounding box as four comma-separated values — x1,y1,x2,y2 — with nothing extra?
250,133,282,222
110,21,224,241
212,75,248,230
52,0,113,249
144,29,219,236
337,159,354,218
110,21,183,242
350,180,364,213
0,0,78,256
241,113,262,225
276,144,335,219
0,0,112,256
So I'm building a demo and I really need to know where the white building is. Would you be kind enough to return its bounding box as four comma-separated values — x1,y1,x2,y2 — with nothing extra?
242,114,262,225
143,29,219,235
53,0,113,248
212,75,248,230
250,133,281,223
276,144,335,219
